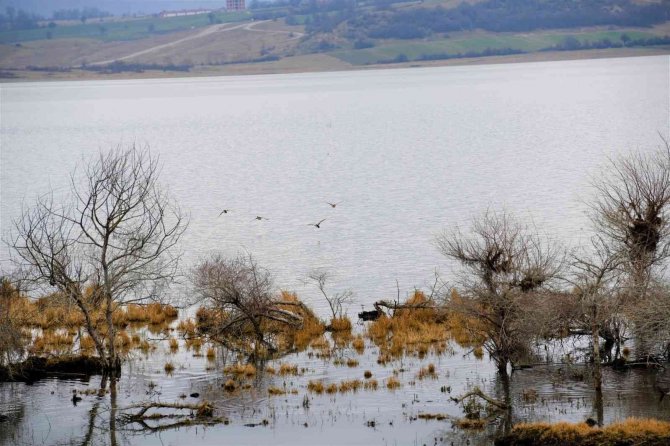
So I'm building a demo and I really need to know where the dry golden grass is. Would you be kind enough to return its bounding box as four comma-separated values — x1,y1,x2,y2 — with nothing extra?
266,365,276,374
453,418,485,429
168,337,179,352
223,379,237,392
268,386,286,396
114,331,132,350
185,337,203,352
125,304,146,322
367,291,449,360
346,358,359,367
278,363,299,376
505,418,670,445
164,361,175,374
339,379,362,393
326,383,338,394
307,380,325,394
418,413,449,421
13,292,180,336
146,302,178,325
224,363,256,377
364,370,373,379
310,335,332,359
29,330,74,354
177,318,197,338
206,346,216,359
279,291,326,351
330,316,352,332
79,335,95,352
352,335,365,353
137,339,154,353
364,379,378,390
446,290,488,350
417,363,437,380
195,306,221,333
386,376,401,390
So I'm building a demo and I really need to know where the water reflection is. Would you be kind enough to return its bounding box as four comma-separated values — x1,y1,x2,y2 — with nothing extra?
2,336,670,445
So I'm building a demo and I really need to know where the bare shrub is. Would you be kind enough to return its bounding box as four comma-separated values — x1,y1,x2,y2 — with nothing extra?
436,209,563,373
192,254,306,359
11,145,186,373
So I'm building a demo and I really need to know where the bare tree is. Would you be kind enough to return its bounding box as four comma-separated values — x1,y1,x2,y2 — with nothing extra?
589,138,670,359
436,210,563,374
567,236,624,423
11,145,187,374
591,139,670,300
306,269,353,322
192,254,305,359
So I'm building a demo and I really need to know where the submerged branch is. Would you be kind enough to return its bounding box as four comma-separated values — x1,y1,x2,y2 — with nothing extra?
450,387,509,410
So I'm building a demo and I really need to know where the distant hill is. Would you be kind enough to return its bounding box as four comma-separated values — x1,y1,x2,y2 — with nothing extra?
0,0,231,16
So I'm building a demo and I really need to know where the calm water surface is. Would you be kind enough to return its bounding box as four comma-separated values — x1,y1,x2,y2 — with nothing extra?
0,56,669,445
2,56,669,310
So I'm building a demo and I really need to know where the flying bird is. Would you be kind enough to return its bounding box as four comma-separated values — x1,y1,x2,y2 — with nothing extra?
254,216,269,221
218,209,231,217
308,218,326,228
326,201,342,208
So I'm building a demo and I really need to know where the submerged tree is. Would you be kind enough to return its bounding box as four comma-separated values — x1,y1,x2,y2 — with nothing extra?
567,236,624,425
192,254,307,359
591,139,670,299
11,145,186,374
590,138,670,358
436,210,563,374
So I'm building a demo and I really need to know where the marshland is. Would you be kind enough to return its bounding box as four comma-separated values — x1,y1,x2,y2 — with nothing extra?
1,56,670,445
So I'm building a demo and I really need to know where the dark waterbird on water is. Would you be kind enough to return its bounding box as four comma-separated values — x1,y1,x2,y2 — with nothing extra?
308,219,326,228
253,216,269,221
326,201,342,208
71,389,82,405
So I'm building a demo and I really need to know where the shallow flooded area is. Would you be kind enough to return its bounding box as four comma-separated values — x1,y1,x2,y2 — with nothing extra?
1,315,670,446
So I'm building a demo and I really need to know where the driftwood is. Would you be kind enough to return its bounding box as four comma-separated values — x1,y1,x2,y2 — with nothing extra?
122,401,214,420
450,387,509,410
373,300,441,312
118,401,225,432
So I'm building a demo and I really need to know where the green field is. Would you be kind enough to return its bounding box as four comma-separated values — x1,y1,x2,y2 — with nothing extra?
332,30,659,65
0,11,251,44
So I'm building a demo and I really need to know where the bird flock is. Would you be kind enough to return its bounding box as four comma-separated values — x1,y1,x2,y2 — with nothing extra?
218,201,342,229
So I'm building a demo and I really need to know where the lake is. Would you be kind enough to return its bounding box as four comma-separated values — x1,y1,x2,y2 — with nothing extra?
0,56,669,445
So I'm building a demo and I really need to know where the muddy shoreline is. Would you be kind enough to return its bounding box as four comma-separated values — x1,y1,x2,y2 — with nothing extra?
1,47,668,83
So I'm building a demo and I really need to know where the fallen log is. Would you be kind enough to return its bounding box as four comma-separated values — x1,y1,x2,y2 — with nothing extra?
121,401,214,420
450,387,509,410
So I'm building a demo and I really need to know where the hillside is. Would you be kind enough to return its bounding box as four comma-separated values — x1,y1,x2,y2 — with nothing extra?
0,0,669,80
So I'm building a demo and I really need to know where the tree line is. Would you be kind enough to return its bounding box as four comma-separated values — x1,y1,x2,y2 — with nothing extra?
299,0,670,41
0,6,112,32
